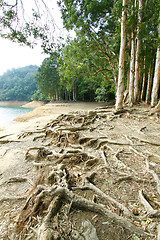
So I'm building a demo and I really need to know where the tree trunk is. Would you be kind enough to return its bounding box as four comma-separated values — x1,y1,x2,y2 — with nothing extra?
146,65,153,104
128,31,135,105
72,84,77,101
151,14,160,107
56,90,59,101
141,60,146,101
115,0,127,110
65,89,68,101
134,0,143,103
127,35,131,91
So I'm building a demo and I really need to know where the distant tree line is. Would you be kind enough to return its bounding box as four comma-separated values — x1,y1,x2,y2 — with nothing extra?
0,59,114,102
0,65,38,101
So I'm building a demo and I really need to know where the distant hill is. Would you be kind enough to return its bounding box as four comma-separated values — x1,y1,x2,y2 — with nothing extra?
0,65,38,101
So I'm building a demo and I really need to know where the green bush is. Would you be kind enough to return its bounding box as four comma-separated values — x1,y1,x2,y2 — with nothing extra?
95,81,115,102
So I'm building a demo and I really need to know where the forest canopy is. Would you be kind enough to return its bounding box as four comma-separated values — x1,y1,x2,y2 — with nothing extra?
0,0,159,108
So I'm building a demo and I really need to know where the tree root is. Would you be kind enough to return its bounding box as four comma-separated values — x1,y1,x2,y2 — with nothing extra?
25,147,52,161
34,186,147,237
0,177,28,186
17,129,46,139
145,158,160,195
114,175,148,184
74,179,133,218
0,196,26,203
0,140,21,144
139,190,160,219
139,190,154,213
3,106,160,239
38,196,62,240
157,223,160,240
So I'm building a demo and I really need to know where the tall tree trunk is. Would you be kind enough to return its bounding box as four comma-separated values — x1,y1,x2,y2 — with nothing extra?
115,0,127,110
128,31,135,105
73,85,77,101
134,0,143,103
65,89,68,101
151,14,160,107
146,65,153,104
127,34,131,91
141,58,146,101
56,90,59,101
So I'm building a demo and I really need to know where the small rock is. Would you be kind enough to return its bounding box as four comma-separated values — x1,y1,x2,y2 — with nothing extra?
81,220,99,240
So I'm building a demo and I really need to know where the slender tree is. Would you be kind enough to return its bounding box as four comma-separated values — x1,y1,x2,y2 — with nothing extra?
115,0,127,110
146,64,153,104
134,0,143,103
128,1,136,105
151,12,160,107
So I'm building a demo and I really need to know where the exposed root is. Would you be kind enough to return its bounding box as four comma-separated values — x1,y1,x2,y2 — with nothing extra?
25,147,52,161
114,175,148,184
139,190,154,213
74,179,133,218
0,196,26,203
38,196,62,240
0,140,21,144
1,105,160,239
145,158,160,195
157,223,160,240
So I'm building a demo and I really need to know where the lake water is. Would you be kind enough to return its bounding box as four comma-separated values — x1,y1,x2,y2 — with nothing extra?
0,106,32,127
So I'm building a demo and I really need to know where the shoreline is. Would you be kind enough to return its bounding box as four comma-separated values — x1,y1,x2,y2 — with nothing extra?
13,101,107,122
0,100,45,108
0,100,28,106
0,101,108,136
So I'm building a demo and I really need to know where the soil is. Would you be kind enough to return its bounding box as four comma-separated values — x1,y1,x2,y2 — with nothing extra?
0,102,160,240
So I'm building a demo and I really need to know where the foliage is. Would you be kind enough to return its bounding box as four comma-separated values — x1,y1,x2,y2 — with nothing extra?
0,0,159,105
57,37,113,101
0,65,38,101
0,0,57,52
95,81,115,102
57,0,160,106
35,54,60,100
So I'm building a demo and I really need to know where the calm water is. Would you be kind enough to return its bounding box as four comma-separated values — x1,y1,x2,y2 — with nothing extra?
0,106,32,127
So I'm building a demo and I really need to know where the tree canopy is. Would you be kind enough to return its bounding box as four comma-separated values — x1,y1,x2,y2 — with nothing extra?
57,0,160,108
0,0,159,108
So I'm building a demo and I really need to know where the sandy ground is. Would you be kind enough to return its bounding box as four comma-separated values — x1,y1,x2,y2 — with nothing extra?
0,101,160,239
14,102,107,122
0,102,107,171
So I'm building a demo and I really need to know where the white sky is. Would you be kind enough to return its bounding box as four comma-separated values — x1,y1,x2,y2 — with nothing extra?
0,0,65,76
0,40,47,75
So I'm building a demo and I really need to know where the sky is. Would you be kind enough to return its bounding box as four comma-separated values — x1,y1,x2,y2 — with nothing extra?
0,39,47,75
0,0,65,76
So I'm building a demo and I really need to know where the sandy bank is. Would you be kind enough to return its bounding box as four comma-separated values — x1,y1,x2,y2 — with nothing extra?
0,102,107,141
0,100,28,106
13,102,107,122
22,100,45,108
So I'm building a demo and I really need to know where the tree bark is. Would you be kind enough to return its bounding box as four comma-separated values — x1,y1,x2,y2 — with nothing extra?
73,83,77,101
141,57,146,101
146,65,153,104
151,14,160,107
115,0,127,110
128,31,135,105
126,35,131,92
134,0,143,103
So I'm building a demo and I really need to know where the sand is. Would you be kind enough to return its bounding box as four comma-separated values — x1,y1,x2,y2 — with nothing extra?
0,101,106,170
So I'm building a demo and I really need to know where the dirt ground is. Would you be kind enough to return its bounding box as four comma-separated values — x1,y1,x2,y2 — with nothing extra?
0,102,160,239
